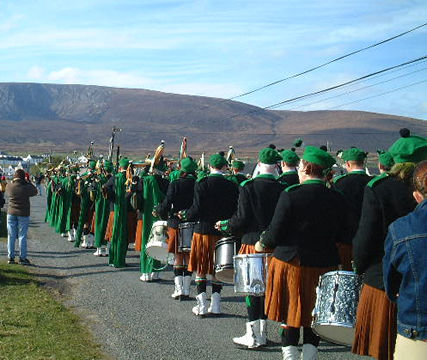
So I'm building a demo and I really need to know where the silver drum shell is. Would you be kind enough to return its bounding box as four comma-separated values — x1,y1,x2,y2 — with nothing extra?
233,253,270,296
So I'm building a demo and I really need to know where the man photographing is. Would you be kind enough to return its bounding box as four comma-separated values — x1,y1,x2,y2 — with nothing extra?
6,169,37,265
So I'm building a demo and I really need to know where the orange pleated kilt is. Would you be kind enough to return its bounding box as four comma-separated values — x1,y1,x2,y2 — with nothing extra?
167,227,179,253
265,256,335,327
188,233,221,275
90,211,96,234
104,211,114,242
134,219,143,251
238,243,257,255
336,242,353,271
352,284,397,360
127,211,137,244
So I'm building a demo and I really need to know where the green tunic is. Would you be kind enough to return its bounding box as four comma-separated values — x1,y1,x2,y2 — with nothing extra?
108,172,128,268
94,174,111,248
140,175,166,274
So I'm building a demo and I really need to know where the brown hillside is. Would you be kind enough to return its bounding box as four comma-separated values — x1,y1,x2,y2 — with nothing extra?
0,83,425,157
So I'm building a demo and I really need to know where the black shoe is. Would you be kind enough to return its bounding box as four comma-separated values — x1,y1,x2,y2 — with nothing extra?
19,258,31,265
8,258,16,264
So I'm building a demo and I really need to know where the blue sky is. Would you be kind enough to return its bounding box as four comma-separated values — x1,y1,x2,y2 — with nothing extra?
1,0,426,119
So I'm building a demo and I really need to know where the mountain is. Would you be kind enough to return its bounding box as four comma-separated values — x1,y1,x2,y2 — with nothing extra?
0,82,425,157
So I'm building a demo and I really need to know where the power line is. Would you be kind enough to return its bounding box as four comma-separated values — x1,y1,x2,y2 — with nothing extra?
289,65,427,110
329,78,427,110
263,55,427,110
228,23,427,100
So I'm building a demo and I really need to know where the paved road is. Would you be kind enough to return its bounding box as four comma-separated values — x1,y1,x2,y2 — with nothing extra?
1,195,372,360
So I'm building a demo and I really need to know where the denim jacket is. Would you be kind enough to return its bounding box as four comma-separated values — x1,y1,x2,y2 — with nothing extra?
383,199,427,340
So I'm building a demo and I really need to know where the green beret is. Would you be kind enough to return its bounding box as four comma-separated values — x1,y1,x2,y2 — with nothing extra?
209,154,228,169
280,149,300,166
378,152,394,168
341,147,367,161
88,160,96,170
119,158,130,169
232,160,245,170
302,146,335,169
258,148,282,165
180,157,197,173
104,160,114,172
389,129,427,164
293,138,303,148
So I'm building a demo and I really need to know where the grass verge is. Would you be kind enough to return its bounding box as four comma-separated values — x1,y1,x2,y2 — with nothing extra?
0,262,106,360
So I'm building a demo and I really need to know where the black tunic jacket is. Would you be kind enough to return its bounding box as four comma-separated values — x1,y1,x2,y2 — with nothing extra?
156,175,196,229
332,171,372,243
262,180,348,267
352,175,416,289
228,174,285,245
186,174,239,235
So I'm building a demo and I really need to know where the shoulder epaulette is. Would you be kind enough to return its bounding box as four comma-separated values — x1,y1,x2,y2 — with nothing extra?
367,173,388,188
332,173,347,183
240,178,253,187
285,183,301,192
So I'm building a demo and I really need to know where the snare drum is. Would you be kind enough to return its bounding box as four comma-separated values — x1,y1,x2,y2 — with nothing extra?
214,237,237,284
234,253,270,296
178,222,196,252
312,270,362,345
145,220,169,263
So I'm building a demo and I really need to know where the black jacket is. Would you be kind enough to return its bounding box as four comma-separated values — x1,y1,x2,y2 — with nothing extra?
228,175,285,245
352,175,416,289
186,174,239,235
262,180,348,267
277,171,299,187
156,175,196,228
332,171,372,243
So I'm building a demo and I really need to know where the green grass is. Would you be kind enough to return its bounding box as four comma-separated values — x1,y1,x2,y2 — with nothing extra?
0,262,106,360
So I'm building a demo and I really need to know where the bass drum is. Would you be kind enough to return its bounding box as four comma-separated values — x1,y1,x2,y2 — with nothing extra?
312,270,362,345
234,253,270,296
145,220,169,263
214,237,237,284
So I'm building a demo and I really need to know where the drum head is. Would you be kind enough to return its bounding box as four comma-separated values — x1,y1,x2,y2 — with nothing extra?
312,324,355,346
146,242,169,262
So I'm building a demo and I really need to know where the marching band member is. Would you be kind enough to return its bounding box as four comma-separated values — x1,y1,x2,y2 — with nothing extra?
155,157,197,299
377,150,395,174
139,158,169,281
352,129,427,360
277,149,300,186
217,147,285,348
74,160,96,249
93,160,114,256
331,147,372,270
255,146,348,360
107,157,131,268
181,153,239,316
228,160,247,185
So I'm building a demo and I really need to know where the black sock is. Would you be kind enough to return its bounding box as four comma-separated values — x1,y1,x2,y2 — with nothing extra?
303,327,319,347
281,326,299,347
174,267,184,276
183,269,192,277
196,279,207,294
247,296,261,321
212,282,222,294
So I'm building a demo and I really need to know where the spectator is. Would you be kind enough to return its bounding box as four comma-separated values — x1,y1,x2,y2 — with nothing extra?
5,169,37,265
383,160,427,359
34,172,44,196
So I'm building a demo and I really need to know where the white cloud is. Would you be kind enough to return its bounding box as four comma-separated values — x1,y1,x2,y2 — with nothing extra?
27,65,45,80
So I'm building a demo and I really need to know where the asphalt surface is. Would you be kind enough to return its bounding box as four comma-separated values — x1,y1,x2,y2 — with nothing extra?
1,194,373,360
